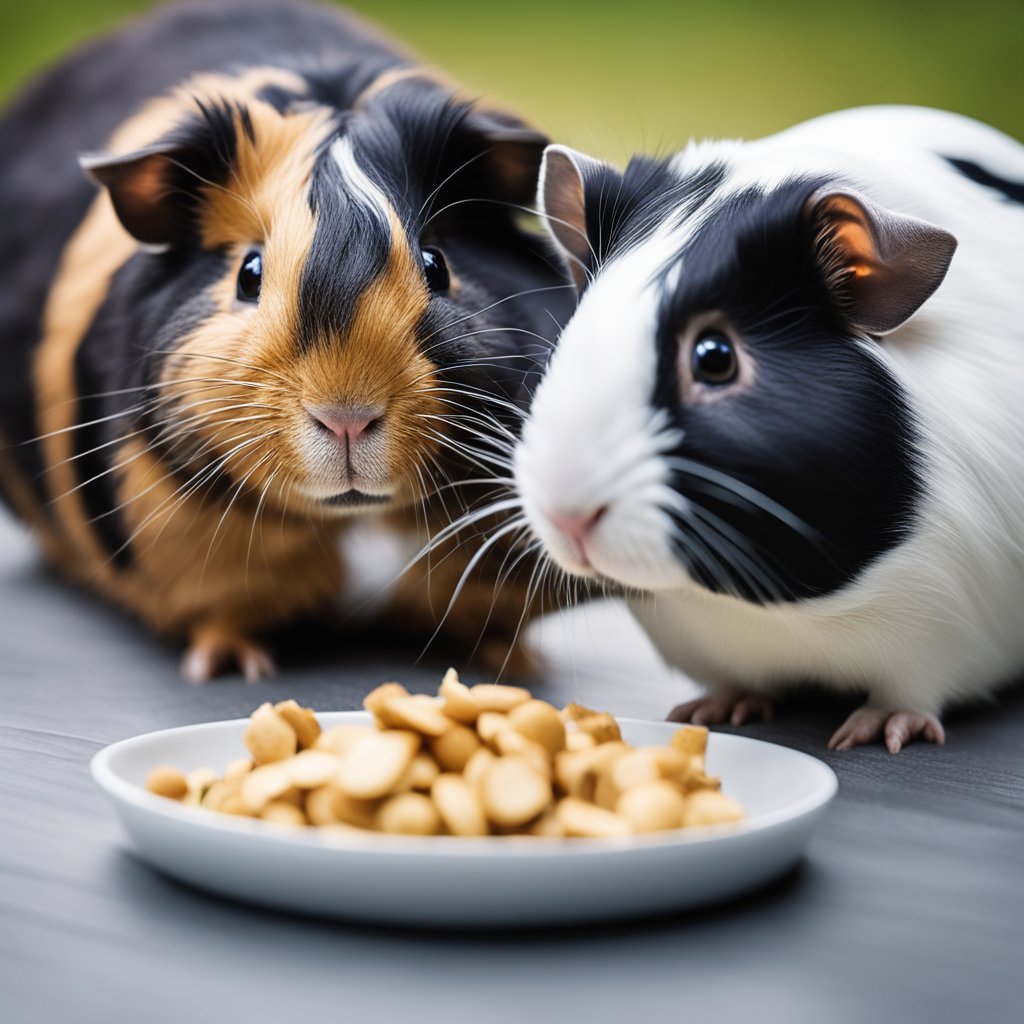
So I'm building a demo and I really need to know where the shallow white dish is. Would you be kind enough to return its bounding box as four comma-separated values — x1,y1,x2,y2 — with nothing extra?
92,712,837,927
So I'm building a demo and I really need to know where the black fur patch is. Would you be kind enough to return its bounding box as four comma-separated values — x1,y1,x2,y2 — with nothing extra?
574,157,727,287
67,245,234,567
297,129,393,347
651,178,921,603
945,156,1024,204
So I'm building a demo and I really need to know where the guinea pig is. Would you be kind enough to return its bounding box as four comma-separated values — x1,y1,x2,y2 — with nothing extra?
0,0,573,681
512,105,1024,751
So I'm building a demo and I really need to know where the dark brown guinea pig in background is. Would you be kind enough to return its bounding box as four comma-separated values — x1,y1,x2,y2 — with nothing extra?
0,0,574,680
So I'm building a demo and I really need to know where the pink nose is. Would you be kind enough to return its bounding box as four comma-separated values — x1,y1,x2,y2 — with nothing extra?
547,506,607,551
307,403,383,446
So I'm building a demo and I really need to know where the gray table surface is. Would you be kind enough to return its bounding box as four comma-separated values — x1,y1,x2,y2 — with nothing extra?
1,510,1021,1024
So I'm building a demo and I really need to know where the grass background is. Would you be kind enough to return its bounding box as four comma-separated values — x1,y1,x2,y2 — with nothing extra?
1,0,1020,161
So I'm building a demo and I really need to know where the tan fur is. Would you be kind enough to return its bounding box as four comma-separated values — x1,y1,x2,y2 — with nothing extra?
817,195,878,279
111,437,342,636
292,206,442,508
34,190,139,584
27,61,535,673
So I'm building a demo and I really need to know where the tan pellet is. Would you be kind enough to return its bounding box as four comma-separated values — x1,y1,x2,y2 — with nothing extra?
560,702,600,722
183,767,220,807
607,748,663,793
402,753,441,791
287,750,342,789
217,794,254,817
273,700,321,750
493,728,552,779
565,730,597,752
575,712,622,744
332,790,379,829
439,668,480,723
476,711,509,746
616,781,687,832
334,730,420,799
224,757,253,781
243,703,297,764
241,761,295,813
314,724,375,756
260,801,308,827
555,742,630,801
555,798,632,838
304,785,342,826
146,764,188,800
682,790,745,828
508,699,566,754
363,682,410,728
462,747,497,790
671,724,709,771
431,774,488,836
376,792,442,835
470,683,531,714
429,723,481,772
380,694,453,737
527,807,567,838
202,777,243,813
480,756,552,828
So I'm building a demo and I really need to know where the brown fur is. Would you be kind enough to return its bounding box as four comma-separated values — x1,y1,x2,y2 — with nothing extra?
27,60,543,677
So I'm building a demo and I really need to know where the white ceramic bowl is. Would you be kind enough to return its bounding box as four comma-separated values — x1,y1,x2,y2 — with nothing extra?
92,712,837,927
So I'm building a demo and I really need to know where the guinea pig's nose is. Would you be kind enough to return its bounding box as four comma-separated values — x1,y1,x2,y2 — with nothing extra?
547,506,607,549
306,403,383,445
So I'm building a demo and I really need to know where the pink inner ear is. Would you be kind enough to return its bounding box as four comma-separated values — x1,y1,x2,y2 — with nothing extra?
817,196,879,274
809,188,957,335
126,155,172,207
542,151,590,290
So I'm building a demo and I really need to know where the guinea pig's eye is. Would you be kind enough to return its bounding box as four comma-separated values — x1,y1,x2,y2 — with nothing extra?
692,331,738,386
421,247,450,294
236,249,263,304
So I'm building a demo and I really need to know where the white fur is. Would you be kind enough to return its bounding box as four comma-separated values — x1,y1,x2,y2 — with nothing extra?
516,106,1024,715
330,135,391,230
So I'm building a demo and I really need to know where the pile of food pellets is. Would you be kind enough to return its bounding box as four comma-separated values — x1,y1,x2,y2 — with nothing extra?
146,670,745,838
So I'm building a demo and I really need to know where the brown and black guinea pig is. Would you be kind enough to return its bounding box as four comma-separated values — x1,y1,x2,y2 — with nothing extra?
0,0,575,681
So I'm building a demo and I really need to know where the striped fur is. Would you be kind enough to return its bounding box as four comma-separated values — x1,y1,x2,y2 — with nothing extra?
0,1,573,678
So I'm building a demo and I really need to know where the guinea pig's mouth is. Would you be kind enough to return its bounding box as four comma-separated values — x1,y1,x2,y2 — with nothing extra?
321,490,393,509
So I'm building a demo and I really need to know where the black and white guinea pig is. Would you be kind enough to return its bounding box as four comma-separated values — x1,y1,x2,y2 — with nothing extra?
0,0,573,680
514,105,1024,751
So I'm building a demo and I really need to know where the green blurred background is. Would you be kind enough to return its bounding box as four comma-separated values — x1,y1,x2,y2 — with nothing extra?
1,0,1021,161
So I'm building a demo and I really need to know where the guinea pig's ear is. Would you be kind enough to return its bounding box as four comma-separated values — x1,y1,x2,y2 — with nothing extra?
464,107,550,207
809,188,957,335
79,144,197,248
539,145,617,291
79,103,239,248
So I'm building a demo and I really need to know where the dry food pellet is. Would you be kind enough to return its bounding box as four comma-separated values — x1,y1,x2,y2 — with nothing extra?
244,703,297,764
146,764,188,800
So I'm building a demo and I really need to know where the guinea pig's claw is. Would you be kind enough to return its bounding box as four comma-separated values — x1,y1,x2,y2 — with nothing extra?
668,690,774,727
828,707,945,753
181,630,276,684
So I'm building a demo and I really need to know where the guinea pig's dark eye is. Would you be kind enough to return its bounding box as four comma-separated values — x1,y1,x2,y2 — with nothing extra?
692,331,738,385
421,247,449,294
237,249,262,303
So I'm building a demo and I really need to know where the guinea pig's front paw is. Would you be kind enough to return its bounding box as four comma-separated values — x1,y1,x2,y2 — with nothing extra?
181,623,276,684
667,689,775,727
828,706,946,753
